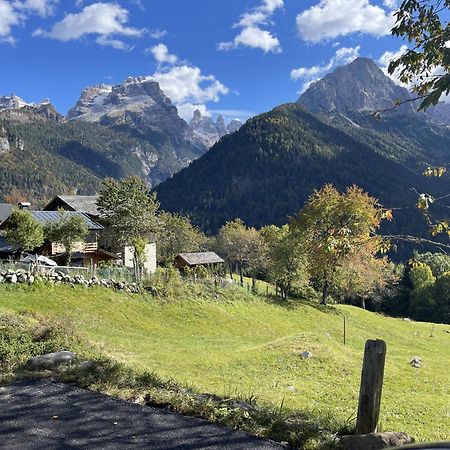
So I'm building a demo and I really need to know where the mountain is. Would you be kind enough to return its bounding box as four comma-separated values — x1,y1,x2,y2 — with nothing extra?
0,103,190,204
155,59,450,257
68,77,191,139
298,58,415,114
0,77,219,202
67,76,207,181
189,109,243,147
298,57,450,124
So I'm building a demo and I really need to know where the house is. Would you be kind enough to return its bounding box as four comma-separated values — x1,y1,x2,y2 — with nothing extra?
0,209,118,267
44,195,100,217
30,211,107,266
174,252,224,271
43,195,157,273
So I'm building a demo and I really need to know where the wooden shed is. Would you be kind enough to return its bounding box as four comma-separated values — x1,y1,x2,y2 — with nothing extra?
174,252,224,270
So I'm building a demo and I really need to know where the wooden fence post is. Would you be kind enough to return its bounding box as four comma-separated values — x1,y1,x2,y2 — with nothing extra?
355,339,387,435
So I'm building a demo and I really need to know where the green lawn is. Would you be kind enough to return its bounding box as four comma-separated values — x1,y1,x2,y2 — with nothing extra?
0,283,449,442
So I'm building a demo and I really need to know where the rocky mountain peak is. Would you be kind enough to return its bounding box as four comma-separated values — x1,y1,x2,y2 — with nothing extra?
298,57,415,114
189,110,243,148
0,93,63,123
67,76,191,141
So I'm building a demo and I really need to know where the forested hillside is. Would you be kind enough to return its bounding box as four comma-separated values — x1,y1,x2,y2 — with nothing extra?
0,108,203,204
156,103,450,256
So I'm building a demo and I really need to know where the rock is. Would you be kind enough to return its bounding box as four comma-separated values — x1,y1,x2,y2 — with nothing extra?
286,385,296,392
28,351,76,368
9,274,17,284
17,273,27,283
230,400,255,411
301,351,313,359
342,432,414,450
78,360,94,370
28,275,35,284
410,356,422,368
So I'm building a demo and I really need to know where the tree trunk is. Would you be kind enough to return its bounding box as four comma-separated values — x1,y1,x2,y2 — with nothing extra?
321,280,329,305
239,265,244,285
361,297,366,310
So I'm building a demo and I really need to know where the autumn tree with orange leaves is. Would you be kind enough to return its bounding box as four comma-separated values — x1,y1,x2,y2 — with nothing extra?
290,185,392,305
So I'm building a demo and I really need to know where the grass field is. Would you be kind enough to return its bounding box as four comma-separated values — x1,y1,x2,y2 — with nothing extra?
0,282,449,445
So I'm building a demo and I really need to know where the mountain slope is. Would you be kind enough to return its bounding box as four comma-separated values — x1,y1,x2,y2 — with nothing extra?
298,58,415,114
0,106,179,203
155,102,450,246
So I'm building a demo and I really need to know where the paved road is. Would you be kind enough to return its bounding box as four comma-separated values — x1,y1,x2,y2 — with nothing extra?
0,379,286,449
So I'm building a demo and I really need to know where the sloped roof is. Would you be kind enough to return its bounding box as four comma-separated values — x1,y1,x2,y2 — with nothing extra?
0,236,20,253
51,195,100,215
177,252,224,266
31,211,103,231
0,204,12,224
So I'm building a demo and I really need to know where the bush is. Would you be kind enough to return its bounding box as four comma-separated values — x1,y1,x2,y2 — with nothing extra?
0,313,84,376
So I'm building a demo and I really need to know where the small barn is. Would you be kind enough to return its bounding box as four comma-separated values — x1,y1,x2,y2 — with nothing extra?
174,252,224,271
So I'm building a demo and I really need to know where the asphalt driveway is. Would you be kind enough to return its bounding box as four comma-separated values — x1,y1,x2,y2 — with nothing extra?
0,379,286,449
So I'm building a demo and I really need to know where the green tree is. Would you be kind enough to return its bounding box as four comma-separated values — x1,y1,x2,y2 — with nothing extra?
433,273,450,324
216,219,266,283
2,209,44,255
97,177,160,278
44,211,89,265
291,184,387,305
409,262,437,321
261,224,307,299
414,251,450,277
389,0,450,110
157,212,208,266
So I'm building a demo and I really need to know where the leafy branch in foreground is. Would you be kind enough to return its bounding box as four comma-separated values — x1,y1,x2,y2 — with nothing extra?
389,0,450,111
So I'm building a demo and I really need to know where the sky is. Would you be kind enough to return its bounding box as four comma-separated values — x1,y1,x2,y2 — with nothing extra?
0,0,409,122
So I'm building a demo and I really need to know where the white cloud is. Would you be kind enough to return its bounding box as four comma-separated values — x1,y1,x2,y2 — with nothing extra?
219,0,283,53
149,29,167,39
148,43,178,65
96,35,131,50
377,44,408,80
291,46,360,92
33,2,144,49
296,0,394,43
14,0,59,17
147,44,230,121
220,26,281,53
383,0,400,9
0,0,22,43
152,65,229,105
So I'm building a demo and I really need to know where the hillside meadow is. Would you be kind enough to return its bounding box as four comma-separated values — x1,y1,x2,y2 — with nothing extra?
0,282,449,446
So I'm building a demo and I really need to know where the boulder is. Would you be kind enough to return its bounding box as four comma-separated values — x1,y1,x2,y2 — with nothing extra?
301,351,313,358
28,351,76,369
342,432,414,450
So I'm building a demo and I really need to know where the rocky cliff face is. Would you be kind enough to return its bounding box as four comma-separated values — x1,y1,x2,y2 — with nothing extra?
0,95,64,123
0,94,30,110
298,58,415,114
68,77,192,139
189,109,242,148
298,57,450,124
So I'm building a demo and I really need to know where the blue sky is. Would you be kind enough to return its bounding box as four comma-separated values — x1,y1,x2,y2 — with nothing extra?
0,0,406,122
